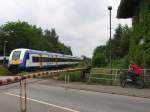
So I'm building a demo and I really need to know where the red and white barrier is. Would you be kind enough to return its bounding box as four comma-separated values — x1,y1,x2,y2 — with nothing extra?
0,67,87,86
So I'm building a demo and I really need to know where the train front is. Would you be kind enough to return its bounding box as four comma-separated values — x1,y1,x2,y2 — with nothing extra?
8,49,25,71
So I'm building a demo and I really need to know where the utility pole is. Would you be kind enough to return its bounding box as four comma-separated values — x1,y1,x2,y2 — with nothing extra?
108,6,112,72
3,40,8,64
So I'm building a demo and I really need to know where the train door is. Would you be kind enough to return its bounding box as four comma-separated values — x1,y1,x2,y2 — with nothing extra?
39,54,42,68
55,55,58,66
25,52,30,68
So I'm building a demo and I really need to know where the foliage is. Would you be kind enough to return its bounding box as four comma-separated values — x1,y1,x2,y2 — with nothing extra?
107,24,131,59
92,46,106,67
129,0,150,67
79,56,91,67
142,49,150,68
92,24,131,67
0,21,72,56
0,64,12,76
117,0,139,18
93,0,150,68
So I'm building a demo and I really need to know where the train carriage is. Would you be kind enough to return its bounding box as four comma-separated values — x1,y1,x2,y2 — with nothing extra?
8,48,81,71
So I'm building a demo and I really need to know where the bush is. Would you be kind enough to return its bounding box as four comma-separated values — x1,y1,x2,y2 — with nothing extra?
92,53,106,67
142,49,150,68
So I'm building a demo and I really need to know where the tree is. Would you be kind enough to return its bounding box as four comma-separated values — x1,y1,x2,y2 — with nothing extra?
106,24,131,59
92,46,106,67
92,24,131,68
44,29,58,50
0,21,72,55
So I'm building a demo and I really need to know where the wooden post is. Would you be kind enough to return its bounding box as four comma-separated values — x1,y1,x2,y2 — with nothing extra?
81,66,91,81
19,77,27,112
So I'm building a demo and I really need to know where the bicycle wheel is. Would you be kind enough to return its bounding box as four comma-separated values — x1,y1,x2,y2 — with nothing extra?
135,79,144,89
121,79,126,88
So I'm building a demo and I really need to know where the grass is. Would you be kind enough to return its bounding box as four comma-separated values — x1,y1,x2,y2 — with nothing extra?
57,71,82,82
0,64,12,76
56,68,120,85
89,68,120,85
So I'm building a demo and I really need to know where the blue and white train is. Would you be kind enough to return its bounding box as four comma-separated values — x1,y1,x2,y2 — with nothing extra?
8,48,82,71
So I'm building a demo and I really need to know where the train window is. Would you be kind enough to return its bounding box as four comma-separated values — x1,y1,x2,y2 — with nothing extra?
32,57,39,62
43,57,48,62
42,57,45,62
48,58,51,62
32,57,79,63
41,57,53,62
12,51,21,59
56,58,78,62
49,58,55,62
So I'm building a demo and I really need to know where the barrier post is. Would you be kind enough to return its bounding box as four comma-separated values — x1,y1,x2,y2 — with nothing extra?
81,66,91,81
20,79,23,112
19,77,27,112
65,74,66,85
67,74,70,85
65,74,68,90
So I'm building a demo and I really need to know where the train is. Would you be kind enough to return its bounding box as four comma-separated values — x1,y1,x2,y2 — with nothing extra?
8,48,82,71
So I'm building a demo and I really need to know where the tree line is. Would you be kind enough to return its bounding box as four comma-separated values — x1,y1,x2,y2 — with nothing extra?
92,24,131,68
0,21,72,56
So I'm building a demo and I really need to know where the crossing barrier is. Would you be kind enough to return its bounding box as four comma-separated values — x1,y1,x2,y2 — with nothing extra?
0,67,91,86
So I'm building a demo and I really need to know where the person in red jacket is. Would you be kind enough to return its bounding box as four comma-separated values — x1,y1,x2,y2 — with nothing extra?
128,61,141,80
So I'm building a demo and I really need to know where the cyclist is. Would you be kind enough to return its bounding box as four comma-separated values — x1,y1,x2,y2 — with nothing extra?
127,61,141,81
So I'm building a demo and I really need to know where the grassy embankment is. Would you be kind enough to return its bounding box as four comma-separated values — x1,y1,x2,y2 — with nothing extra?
57,61,90,82
0,64,12,76
57,71,82,82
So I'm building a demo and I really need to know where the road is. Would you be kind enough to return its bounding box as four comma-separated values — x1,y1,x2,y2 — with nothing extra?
0,79,150,112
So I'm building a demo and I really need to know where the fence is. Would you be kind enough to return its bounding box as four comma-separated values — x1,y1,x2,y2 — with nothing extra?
89,68,150,86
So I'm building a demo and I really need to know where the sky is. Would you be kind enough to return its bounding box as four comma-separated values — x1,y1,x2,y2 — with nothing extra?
0,0,131,57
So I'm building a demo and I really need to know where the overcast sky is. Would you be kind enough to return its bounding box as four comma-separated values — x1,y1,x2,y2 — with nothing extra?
0,0,131,57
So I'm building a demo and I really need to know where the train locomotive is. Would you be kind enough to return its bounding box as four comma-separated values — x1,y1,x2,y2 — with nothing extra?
8,48,82,71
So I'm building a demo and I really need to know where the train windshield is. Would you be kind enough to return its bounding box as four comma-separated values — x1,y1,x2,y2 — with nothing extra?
12,51,21,59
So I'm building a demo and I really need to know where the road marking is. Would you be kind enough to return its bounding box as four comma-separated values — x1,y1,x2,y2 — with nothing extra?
4,92,80,112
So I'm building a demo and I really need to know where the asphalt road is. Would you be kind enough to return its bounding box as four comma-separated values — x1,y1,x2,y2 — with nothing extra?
0,79,150,112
